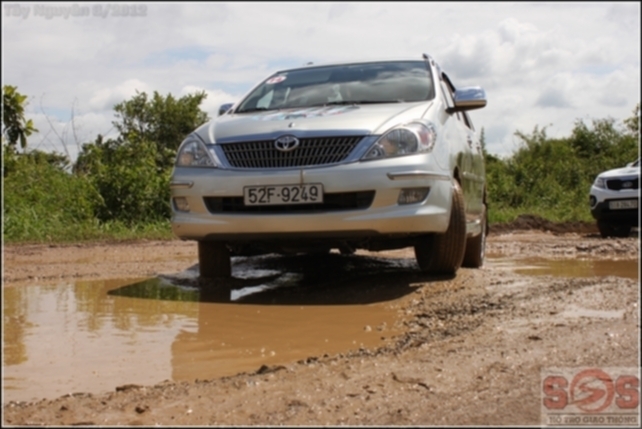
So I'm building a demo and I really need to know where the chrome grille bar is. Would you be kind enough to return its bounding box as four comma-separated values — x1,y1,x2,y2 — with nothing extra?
221,136,364,169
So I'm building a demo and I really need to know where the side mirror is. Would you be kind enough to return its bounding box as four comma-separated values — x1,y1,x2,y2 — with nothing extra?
218,103,234,116
448,87,487,112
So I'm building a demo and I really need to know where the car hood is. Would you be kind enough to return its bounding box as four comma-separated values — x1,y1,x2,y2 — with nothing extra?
193,102,432,143
598,166,640,179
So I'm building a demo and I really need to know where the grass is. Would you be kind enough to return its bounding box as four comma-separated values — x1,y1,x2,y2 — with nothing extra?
2,219,175,245
4,209,592,246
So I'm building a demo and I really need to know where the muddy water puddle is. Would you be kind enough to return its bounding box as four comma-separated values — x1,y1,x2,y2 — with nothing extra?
3,255,406,403
487,257,639,280
4,252,638,403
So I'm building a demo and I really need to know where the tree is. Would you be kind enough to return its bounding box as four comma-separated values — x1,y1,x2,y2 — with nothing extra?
623,103,639,136
111,90,209,170
73,90,209,224
2,85,38,149
74,133,171,224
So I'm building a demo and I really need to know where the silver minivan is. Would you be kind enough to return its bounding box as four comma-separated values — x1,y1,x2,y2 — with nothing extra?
170,54,488,280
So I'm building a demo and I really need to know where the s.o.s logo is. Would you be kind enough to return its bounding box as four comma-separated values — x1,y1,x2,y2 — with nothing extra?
543,368,639,413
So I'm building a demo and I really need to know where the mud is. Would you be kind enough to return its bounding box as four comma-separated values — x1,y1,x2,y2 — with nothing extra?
2,227,640,426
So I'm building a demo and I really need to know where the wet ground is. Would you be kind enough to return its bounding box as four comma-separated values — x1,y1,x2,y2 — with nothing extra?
2,229,640,426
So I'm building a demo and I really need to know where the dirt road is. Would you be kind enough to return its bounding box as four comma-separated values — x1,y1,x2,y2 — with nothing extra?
2,227,640,426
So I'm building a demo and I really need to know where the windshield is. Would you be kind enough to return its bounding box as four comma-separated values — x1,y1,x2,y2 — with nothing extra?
236,61,434,113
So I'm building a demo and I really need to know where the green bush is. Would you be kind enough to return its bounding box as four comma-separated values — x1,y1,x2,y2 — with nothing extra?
3,147,102,242
486,117,639,224
75,136,171,225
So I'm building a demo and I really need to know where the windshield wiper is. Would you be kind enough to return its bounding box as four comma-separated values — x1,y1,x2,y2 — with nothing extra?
235,107,279,114
315,100,403,107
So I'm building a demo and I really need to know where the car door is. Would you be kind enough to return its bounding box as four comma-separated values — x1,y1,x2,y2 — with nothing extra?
460,111,485,216
439,74,479,222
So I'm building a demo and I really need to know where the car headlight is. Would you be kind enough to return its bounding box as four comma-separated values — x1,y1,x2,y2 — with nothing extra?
593,177,606,189
362,122,437,160
175,138,218,167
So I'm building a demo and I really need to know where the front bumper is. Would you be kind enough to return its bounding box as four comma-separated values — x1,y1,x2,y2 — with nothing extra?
170,155,453,242
590,201,639,225
589,185,640,225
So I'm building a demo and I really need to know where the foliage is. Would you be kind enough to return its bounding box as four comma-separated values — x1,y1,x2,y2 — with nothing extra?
74,134,172,224
2,85,38,149
623,103,639,136
3,145,70,177
111,90,209,170
69,90,210,225
3,87,210,242
3,146,102,242
486,109,640,223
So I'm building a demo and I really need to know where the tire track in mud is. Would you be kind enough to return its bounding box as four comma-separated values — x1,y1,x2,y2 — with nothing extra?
386,269,638,354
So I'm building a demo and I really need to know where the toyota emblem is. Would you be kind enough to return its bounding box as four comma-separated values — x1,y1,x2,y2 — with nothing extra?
274,135,300,152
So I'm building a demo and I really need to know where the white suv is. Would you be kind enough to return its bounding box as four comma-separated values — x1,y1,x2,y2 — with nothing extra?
170,55,488,279
589,159,640,237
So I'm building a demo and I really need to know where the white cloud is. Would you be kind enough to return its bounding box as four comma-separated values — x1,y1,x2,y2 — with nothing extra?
2,2,639,160
179,85,238,118
89,79,152,111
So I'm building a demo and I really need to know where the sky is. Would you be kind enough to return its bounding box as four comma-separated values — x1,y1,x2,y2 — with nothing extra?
2,1,640,161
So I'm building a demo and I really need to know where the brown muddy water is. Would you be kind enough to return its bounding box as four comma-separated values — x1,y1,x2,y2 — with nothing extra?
488,257,639,280
2,255,638,403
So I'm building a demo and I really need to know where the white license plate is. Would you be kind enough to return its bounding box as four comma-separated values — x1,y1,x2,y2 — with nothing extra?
243,184,324,206
609,199,638,210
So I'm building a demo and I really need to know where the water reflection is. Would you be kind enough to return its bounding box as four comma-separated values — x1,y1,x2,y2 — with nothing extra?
2,260,403,403
109,277,200,302
3,278,198,403
511,258,639,280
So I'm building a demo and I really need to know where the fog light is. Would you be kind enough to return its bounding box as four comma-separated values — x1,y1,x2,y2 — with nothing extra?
173,197,190,212
589,195,597,208
398,188,430,205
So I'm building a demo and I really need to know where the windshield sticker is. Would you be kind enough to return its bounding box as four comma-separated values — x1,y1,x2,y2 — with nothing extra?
266,76,286,84
253,105,359,121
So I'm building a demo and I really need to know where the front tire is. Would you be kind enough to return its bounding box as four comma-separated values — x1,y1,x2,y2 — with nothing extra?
198,241,232,278
597,221,631,238
414,181,467,275
462,203,487,268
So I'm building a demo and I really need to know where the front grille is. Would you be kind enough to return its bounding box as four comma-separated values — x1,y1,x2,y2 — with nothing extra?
204,191,375,214
221,136,364,169
607,178,639,190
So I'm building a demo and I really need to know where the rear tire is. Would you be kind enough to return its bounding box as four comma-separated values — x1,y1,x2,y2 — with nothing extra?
462,203,487,268
198,241,231,278
414,181,467,275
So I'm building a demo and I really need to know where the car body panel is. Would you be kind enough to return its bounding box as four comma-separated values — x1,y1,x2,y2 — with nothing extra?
196,103,433,144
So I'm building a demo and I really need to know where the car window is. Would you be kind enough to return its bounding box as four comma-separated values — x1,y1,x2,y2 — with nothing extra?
236,61,435,112
256,90,273,108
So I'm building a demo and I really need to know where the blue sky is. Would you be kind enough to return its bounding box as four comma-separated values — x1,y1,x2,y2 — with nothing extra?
2,2,640,161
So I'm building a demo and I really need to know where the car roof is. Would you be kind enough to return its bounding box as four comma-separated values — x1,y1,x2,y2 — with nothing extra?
275,55,437,74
